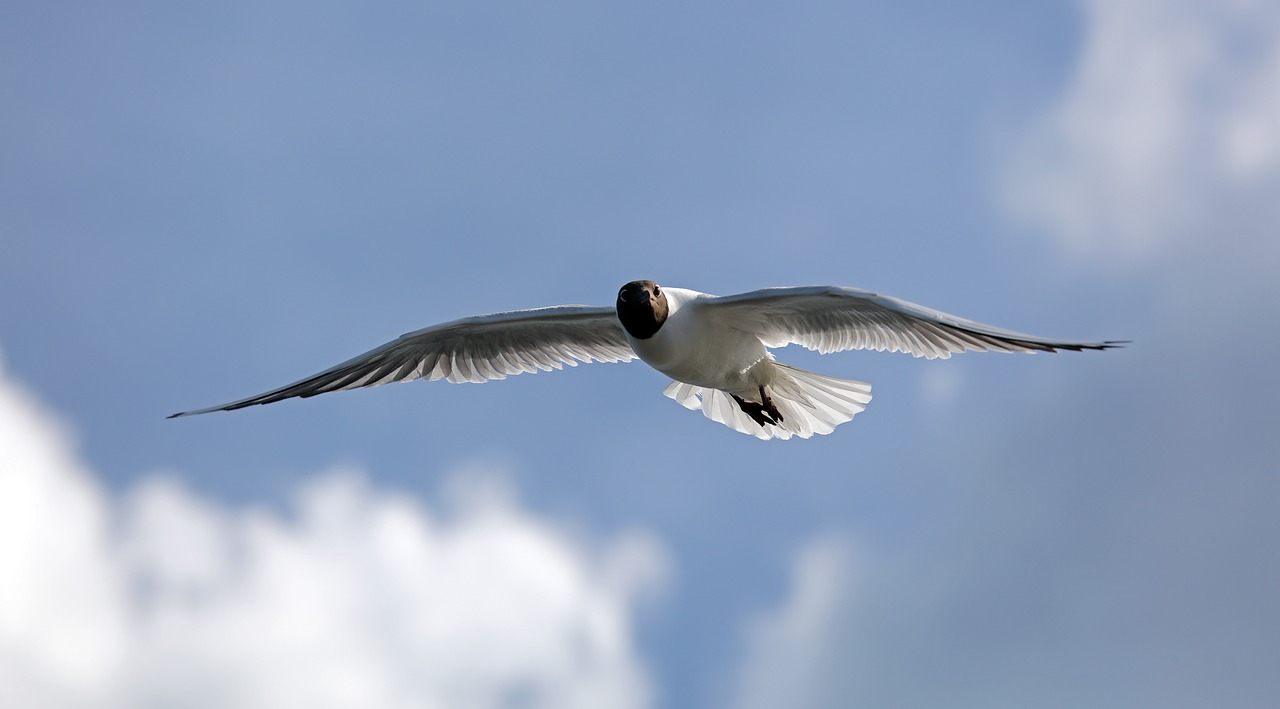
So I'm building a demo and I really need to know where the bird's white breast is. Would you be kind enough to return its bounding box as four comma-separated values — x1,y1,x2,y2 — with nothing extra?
624,288,771,392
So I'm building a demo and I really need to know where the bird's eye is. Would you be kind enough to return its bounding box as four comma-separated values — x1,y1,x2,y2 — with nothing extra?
618,291,628,302
654,286,661,297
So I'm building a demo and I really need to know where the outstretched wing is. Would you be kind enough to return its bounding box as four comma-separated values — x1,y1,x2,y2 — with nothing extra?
170,305,634,417
704,286,1125,359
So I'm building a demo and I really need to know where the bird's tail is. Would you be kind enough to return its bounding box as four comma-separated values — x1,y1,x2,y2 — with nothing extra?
662,363,872,440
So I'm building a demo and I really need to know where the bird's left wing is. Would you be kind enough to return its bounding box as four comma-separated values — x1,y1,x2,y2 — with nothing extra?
703,286,1125,359
169,305,634,417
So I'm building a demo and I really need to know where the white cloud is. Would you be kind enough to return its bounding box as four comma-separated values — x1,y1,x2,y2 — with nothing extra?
1003,0,1280,263
0,353,665,709
729,537,852,709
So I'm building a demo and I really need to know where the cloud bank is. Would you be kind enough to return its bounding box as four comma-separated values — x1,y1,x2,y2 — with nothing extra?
0,354,664,709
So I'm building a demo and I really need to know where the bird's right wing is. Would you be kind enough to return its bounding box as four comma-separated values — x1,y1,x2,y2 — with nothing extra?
703,286,1125,359
169,305,634,417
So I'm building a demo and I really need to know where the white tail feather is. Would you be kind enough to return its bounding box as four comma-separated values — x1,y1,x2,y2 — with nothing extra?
661,364,872,440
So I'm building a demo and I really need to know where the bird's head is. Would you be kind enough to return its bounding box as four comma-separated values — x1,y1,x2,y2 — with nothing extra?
616,280,669,339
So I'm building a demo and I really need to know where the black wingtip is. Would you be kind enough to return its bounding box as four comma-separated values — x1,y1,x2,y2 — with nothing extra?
1005,338,1129,353
1059,340,1129,352
167,408,213,419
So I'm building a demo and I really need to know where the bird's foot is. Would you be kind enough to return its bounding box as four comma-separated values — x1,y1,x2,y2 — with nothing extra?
732,386,785,427
759,386,784,423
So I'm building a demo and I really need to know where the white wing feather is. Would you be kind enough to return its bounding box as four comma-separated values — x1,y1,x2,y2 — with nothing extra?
704,286,1124,359
170,305,634,417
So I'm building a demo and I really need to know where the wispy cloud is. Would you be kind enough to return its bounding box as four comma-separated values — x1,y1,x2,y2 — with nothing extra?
729,537,853,709
0,352,665,709
1003,0,1280,263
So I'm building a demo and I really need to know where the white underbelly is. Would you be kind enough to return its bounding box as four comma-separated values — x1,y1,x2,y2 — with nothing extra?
628,316,771,393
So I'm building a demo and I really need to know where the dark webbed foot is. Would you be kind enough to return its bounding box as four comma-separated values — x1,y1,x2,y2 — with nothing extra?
758,385,783,423
732,386,785,427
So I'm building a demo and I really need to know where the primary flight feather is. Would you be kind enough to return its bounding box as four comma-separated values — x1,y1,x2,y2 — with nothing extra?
170,282,1124,440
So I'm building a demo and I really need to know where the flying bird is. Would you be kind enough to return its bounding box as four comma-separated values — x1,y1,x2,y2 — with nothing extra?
170,282,1124,439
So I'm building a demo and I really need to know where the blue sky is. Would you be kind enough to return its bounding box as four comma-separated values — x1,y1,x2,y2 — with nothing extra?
3,1,1278,707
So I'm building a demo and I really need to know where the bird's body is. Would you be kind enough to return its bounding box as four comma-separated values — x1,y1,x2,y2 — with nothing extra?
171,281,1124,440
624,287,769,395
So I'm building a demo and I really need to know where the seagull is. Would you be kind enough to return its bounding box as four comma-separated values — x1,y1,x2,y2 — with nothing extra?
170,282,1124,439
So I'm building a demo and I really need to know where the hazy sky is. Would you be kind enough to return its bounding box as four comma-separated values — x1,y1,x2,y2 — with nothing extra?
3,1,1278,707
